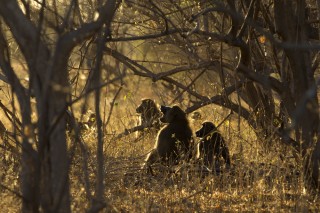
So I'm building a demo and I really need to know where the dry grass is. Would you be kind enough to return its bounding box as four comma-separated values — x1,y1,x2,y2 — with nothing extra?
68,102,319,212
0,89,320,212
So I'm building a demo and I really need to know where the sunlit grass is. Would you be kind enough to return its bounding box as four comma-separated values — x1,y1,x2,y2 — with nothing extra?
0,95,319,212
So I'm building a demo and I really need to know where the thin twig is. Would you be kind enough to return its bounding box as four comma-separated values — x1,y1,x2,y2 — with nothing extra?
105,86,123,130
113,124,153,140
170,69,206,105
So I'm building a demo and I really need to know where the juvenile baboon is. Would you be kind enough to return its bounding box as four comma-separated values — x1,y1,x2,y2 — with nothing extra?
80,112,96,130
144,105,193,173
136,99,162,137
190,111,202,120
65,110,96,132
196,122,231,171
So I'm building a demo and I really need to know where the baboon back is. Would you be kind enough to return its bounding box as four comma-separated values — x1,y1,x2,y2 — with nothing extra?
156,123,192,163
155,105,192,164
145,105,193,167
199,132,230,166
196,121,231,168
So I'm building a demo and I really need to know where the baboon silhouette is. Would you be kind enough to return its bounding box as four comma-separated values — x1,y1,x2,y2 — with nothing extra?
136,99,162,137
196,121,231,170
144,105,193,173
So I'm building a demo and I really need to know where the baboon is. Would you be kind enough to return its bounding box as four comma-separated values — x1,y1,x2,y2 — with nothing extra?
190,111,202,121
144,105,193,173
136,99,162,137
66,110,96,132
196,122,231,171
80,112,96,130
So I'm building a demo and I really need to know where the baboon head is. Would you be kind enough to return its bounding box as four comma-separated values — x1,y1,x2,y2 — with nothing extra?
190,111,202,120
87,112,96,126
196,122,217,137
160,105,171,115
160,105,187,123
136,99,158,114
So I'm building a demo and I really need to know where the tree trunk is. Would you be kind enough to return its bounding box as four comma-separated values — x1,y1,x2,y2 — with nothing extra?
0,19,40,212
48,100,71,212
274,0,320,190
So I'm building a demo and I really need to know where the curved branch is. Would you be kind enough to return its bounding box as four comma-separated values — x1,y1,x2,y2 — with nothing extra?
237,64,283,94
104,46,208,101
0,24,29,120
59,0,119,54
0,0,49,67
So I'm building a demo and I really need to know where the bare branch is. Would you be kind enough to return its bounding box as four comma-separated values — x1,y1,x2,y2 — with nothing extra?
0,0,49,66
104,46,208,101
237,64,283,94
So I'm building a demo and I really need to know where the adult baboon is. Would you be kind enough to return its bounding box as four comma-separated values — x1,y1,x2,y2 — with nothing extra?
144,105,193,173
196,122,231,170
136,99,162,137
